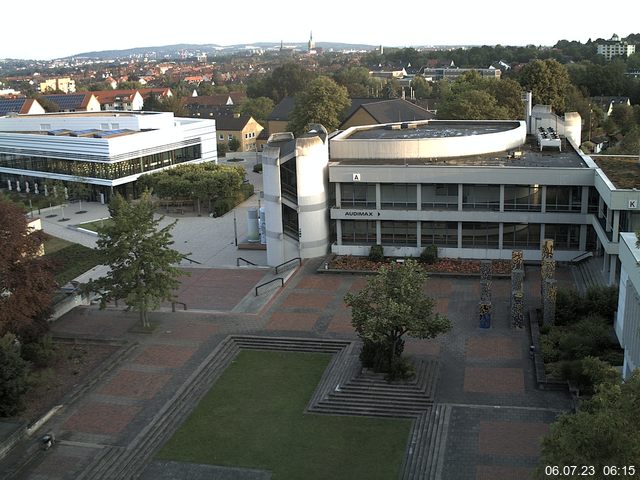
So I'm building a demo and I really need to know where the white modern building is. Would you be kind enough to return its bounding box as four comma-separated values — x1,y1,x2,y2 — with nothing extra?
615,233,640,379
0,111,217,200
597,34,636,60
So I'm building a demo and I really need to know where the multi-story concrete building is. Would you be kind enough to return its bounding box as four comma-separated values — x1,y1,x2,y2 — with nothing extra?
615,232,640,379
597,34,636,60
39,77,76,94
0,111,217,200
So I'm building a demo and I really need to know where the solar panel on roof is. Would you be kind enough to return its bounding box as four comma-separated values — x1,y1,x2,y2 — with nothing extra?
93,129,134,139
0,98,26,116
42,94,85,110
70,129,100,137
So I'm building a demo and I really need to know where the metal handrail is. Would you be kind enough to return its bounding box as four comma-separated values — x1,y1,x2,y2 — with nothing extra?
255,277,284,296
570,251,593,264
171,301,187,312
181,255,202,265
237,257,257,266
274,257,301,274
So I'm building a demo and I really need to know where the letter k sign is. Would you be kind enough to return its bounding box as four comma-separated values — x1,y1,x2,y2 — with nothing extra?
629,199,638,209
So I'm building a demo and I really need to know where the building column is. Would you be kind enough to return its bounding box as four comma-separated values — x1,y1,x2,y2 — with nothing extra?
457,221,463,249
603,252,609,275
416,221,422,249
335,183,341,208
579,224,587,251
613,210,620,241
375,183,381,210
606,207,613,233
458,184,463,211
609,254,618,286
541,186,547,213
598,196,604,219
376,220,381,245
539,223,545,251
498,223,504,251
581,186,589,214
499,185,505,213
336,219,342,246
416,184,421,211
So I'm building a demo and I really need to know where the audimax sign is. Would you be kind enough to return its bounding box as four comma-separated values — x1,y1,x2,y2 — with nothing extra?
344,211,381,217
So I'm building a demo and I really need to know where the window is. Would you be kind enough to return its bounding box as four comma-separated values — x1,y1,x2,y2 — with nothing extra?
461,223,500,248
341,183,376,208
462,185,500,210
381,221,417,246
219,134,224,140
545,186,582,212
545,224,580,250
228,134,234,140
422,184,458,210
503,223,541,249
341,220,377,245
421,222,458,246
504,185,541,212
380,183,416,209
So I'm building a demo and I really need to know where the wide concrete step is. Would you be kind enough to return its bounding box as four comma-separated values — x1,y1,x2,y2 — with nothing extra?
311,403,423,418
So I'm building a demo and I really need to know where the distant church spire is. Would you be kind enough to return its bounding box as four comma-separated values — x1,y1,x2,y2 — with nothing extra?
308,31,315,53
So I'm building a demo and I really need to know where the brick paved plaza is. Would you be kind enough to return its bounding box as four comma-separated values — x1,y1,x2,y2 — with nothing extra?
3,259,575,480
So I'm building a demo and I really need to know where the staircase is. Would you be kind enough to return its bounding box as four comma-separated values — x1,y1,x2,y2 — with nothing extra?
572,256,608,294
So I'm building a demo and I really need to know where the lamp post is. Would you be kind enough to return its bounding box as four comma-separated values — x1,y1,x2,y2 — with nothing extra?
233,209,238,246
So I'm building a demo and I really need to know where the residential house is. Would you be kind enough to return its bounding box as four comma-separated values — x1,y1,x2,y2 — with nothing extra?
0,98,45,116
216,114,264,152
40,93,101,112
183,93,247,118
92,90,144,111
590,96,631,118
340,98,436,130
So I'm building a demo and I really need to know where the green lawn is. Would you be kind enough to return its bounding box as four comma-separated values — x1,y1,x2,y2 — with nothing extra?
76,218,112,232
158,350,411,480
43,235,102,285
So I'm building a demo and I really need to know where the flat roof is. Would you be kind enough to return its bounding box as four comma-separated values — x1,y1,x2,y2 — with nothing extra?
330,136,588,169
13,111,162,118
592,155,640,189
345,120,518,140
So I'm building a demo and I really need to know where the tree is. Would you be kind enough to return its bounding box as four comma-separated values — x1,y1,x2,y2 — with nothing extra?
410,75,432,100
344,259,451,378
247,62,314,102
86,192,184,328
0,334,29,417
334,66,373,98
535,371,640,479
518,59,571,113
287,76,350,135
35,95,59,113
0,199,55,342
228,138,241,152
237,96,274,125
217,142,228,158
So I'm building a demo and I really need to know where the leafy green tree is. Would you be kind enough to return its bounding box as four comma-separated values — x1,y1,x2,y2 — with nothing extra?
610,104,636,135
0,198,55,342
237,96,274,125
248,62,314,102
410,75,432,100
287,76,350,135
217,142,228,158
518,59,571,112
334,66,373,98
610,125,640,154
0,334,29,417
86,192,184,328
228,138,241,152
35,95,60,113
344,259,451,377
437,89,510,120
535,371,640,479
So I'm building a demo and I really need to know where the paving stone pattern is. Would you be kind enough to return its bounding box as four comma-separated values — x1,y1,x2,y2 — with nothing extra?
8,259,575,480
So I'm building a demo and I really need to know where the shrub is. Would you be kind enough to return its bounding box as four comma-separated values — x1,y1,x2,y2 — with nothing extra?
240,183,254,201
555,288,583,325
0,334,29,417
212,197,235,217
553,356,620,395
584,285,618,323
386,355,415,381
253,163,263,173
359,338,406,376
368,244,384,262
21,334,58,368
420,245,438,264
217,142,228,157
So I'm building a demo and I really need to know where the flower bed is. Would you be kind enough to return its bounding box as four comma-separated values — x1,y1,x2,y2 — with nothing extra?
328,255,511,275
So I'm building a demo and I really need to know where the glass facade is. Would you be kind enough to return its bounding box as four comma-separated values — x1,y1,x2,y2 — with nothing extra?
545,224,580,250
341,220,376,245
380,183,417,209
421,184,458,210
462,222,500,248
504,185,541,212
462,185,500,211
280,158,297,200
0,144,201,181
381,221,417,245
421,221,458,246
503,223,541,249
545,185,582,212
341,183,376,208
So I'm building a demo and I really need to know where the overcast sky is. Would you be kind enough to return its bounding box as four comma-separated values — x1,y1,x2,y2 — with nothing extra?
3,0,639,60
